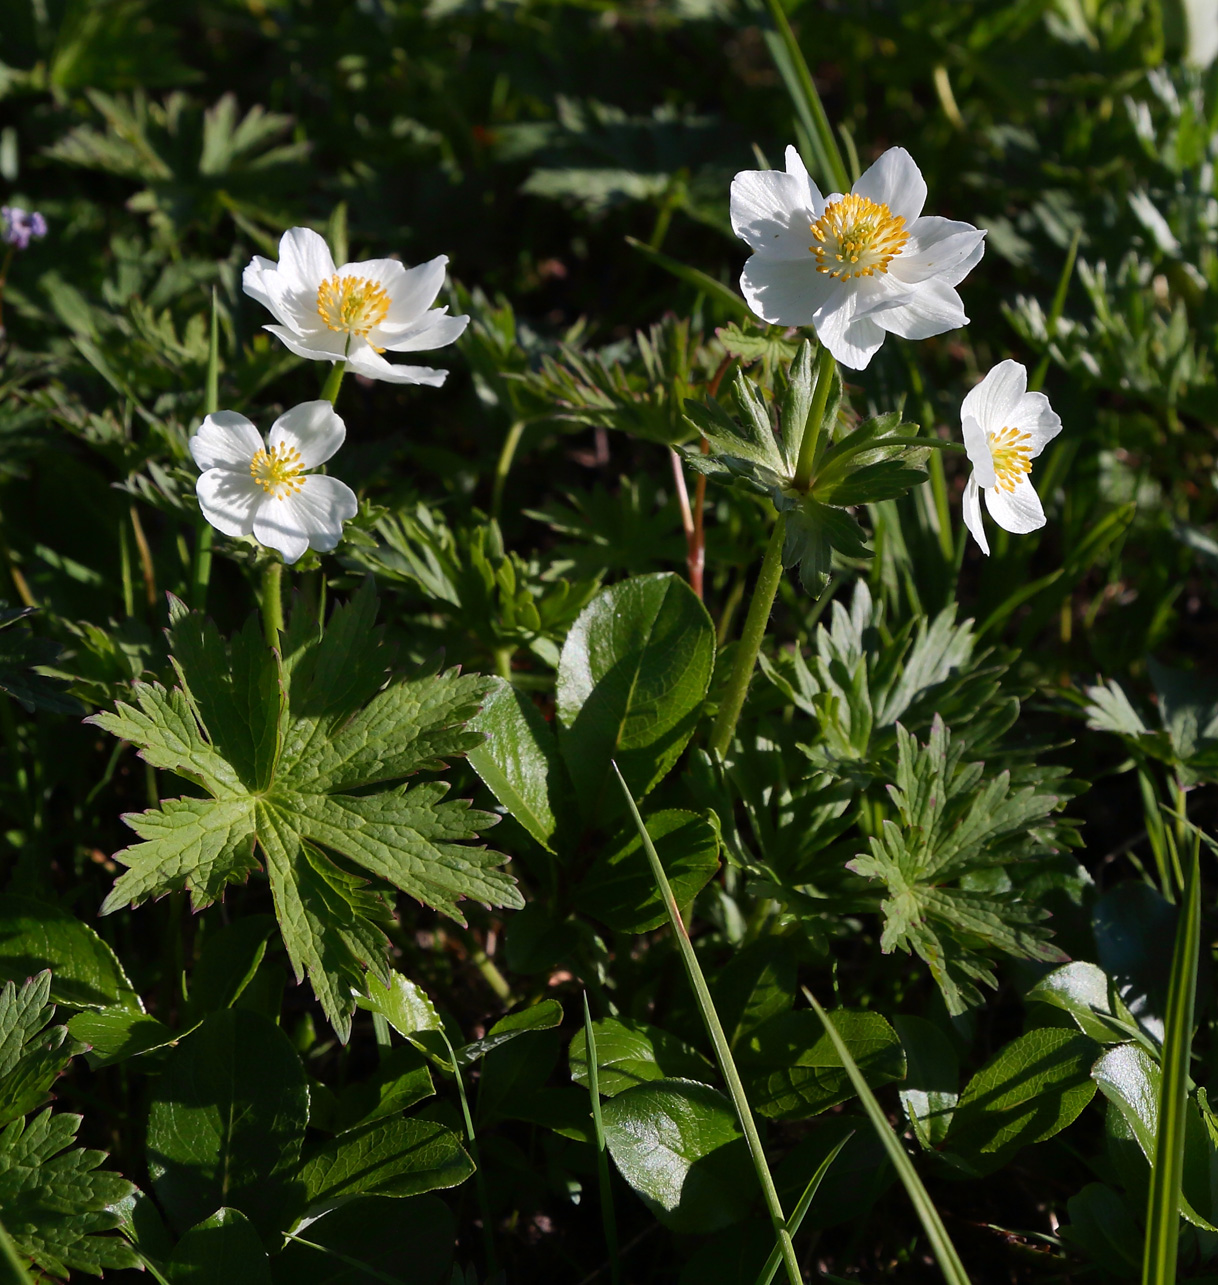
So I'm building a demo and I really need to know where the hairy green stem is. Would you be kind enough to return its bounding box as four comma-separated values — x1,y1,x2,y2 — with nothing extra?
321,360,347,406
261,560,284,648
709,513,787,760
492,420,525,521
791,344,836,492
614,766,802,1285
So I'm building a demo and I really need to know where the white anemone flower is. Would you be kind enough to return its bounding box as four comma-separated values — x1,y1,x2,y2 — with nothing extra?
242,227,469,385
960,360,1062,556
191,401,358,564
730,146,986,370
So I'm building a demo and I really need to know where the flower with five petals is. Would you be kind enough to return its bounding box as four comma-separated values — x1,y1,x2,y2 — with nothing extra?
191,401,358,564
960,360,1062,556
730,146,985,370
242,227,469,385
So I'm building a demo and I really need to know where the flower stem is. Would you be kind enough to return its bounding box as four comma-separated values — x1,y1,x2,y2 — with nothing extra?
491,420,525,521
791,344,836,493
192,288,221,610
708,512,787,760
321,360,346,406
261,560,284,648
613,766,802,1285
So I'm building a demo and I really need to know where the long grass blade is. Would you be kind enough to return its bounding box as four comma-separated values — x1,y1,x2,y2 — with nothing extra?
624,236,750,319
1142,839,1201,1285
0,1218,34,1284
802,988,971,1285
1029,224,1081,393
753,1132,851,1285
583,993,621,1285
612,763,802,1285
190,287,220,609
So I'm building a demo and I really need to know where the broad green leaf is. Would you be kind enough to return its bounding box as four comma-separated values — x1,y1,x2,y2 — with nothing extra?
716,322,800,365
947,1028,1098,1169
296,1117,473,1218
569,1018,713,1096
467,676,563,852
184,915,276,1023
358,974,449,1064
334,1046,434,1131
0,605,82,715
575,808,720,932
737,1009,905,1120
146,1009,309,1238
167,1208,271,1285
712,937,798,1049
600,1079,753,1234
893,1015,958,1150
0,896,138,1010
453,999,563,1068
1026,961,1137,1044
0,973,76,1129
1092,882,1177,1045
0,1109,138,1279
91,583,521,1038
66,1008,178,1069
1059,1184,1143,1278
270,1195,454,1285
557,574,715,815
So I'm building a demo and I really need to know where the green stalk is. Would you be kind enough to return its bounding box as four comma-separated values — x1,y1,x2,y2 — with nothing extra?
583,993,621,1285
491,420,525,522
802,988,971,1285
0,1216,34,1283
447,1032,498,1276
1029,225,1082,394
282,1233,404,1285
709,513,787,760
1142,839,1201,1285
321,360,347,406
261,560,284,649
613,765,802,1285
754,1132,850,1285
191,288,221,610
791,344,836,492
761,0,851,193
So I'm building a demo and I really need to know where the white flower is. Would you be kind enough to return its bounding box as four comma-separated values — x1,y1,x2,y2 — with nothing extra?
242,227,469,385
191,401,359,564
730,146,985,370
960,360,1062,556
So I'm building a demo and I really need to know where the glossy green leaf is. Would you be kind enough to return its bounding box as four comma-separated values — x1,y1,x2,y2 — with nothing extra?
575,809,720,932
184,915,276,1023
0,972,75,1129
737,1009,905,1120
556,574,715,815
167,1208,271,1285
569,1017,713,1096
600,1078,753,1234
893,1015,958,1150
66,1008,178,1069
146,1009,309,1238
334,1045,435,1131
1026,961,1136,1044
1092,883,1177,1046
453,999,563,1068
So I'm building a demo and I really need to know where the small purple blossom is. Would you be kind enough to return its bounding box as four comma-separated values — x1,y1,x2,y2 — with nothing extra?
1,206,47,252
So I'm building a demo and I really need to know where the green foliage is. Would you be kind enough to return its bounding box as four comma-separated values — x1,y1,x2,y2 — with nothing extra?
0,607,81,715
90,582,520,1037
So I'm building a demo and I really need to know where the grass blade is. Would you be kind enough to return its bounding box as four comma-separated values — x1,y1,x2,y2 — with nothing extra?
190,286,220,610
612,763,802,1285
583,993,621,1285
624,236,750,319
1142,839,1201,1285
802,988,971,1285
0,1218,35,1284
753,1132,851,1285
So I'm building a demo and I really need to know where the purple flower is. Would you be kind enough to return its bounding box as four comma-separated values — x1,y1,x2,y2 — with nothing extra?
1,206,48,252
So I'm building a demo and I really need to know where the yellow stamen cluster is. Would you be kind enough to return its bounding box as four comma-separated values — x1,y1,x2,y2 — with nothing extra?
316,274,391,346
809,194,909,280
987,426,1033,493
250,443,305,499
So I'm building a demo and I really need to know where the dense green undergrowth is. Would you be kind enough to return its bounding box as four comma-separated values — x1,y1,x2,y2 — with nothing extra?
1,0,1217,1281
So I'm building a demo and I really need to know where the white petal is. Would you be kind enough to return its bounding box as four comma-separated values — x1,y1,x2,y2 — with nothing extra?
961,414,996,489
349,256,448,328
813,289,888,370
241,255,292,325
277,226,336,292
346,343,449,386
984,475,1046,534
874,277,968,340
730,168,822,259
197,469,262,539
264,324,347,362
891,217,986,287
191,412,262,471
739,254,835,327
1008,391,1062,456
853,147,927,223
784,145,825,214
377,308,470,353
962,472,989,555
253,475,358,563
268,400,346,469
960,359,1028,433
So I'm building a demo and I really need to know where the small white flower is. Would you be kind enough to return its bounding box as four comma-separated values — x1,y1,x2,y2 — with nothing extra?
191,401,359,564
959,360,1062,556
730,146,985,370
242,227,469,385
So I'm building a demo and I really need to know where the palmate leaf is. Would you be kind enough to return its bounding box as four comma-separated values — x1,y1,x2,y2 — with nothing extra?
848,716,1069,1015
91,582,521,1039
0,973,78,1130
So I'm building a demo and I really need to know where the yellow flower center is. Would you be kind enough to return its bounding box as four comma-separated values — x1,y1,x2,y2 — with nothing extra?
316,274,391,348
809,194,909,280
250,443,305,498
987,426,1033,492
